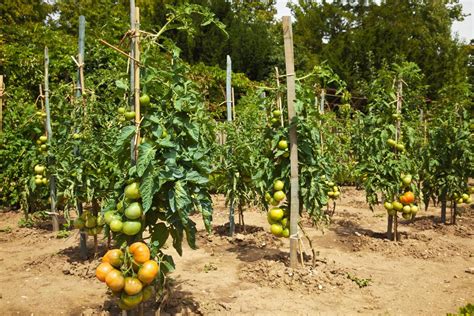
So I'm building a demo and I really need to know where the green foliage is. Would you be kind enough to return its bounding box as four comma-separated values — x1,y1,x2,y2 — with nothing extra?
447,303,474,316
353,63,424,206
421,82,473,204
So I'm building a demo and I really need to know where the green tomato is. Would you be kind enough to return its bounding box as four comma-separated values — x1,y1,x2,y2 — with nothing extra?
273,180,284,191
73,218,85,229
39,135,47,143
85,216,97,228
124,182,141,200
104,211,117,225
139,94,150,106
109,219,123,232
118,107,126,114
122,221,142,236
277,140,288,150
124,111,136,120
124,202,143,220
281,228,290,238
270,224,283,237
272,110,281,117
273,190,286,202
268,208,284,221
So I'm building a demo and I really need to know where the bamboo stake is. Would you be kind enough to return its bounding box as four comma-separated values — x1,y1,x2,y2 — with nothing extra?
129,1,136,166
282,16,300,268
133,7,141,162
44,47,59,232
393,80,403,241
99,39,141,65
231,87,235,120
0,75,4,133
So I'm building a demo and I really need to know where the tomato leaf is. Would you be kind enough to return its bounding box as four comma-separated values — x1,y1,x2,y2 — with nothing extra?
137,142,156,177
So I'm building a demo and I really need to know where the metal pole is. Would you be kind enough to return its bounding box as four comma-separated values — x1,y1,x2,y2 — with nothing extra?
44,47,59,232
226,55,235,236
75,15,88,259
282,16,300,268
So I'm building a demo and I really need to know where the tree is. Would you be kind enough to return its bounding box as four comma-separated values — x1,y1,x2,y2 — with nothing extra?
291,0,469,99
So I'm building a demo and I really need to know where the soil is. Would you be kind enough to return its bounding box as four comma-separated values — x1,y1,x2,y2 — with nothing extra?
0,187,473,315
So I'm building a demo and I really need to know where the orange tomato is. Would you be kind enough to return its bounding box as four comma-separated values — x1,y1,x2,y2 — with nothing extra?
129,242,150,264
124,277,143,295
138,260,159,284
129,241,147,253
96,262,114,282
102,249,124,268
402,191,415,204
105,269,125,292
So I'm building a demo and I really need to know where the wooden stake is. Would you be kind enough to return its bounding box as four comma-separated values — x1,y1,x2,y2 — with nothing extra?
393,80,403,241
282,16,300,268
44,47,59,232
226,55,235,236
129,0,136,166
0,75,4,133
133,6,141,162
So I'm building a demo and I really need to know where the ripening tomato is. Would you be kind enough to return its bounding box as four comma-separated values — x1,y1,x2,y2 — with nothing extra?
401,191,415,204
138,260,159,284
142,286,154,302
102,249,124,268
124,277,143,295
121,292,143,308
129,242,150,264
105,269,125,292
96,262,114,282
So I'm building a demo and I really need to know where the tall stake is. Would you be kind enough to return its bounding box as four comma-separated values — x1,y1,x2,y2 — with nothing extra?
44,47,59,232
226,55,235,236
0,75,4,133
133,7,141,160
74,15,88,259
129,0,136,163
282,16,300,268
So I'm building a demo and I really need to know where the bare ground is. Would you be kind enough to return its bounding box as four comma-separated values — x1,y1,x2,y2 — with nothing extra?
0,187,473,315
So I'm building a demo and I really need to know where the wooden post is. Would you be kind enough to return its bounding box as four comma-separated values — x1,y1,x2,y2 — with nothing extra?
129,0,136,164
393,80,403,241
0,75,4,133
226,55,235,236
75,15,88,259
282,16,300,268
133,6,141,161
44,47,59,232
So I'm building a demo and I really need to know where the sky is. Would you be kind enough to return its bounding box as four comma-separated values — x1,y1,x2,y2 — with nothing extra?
275,0,474,42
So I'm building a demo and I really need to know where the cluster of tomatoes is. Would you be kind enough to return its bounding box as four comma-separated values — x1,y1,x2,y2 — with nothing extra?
74,210,105,236
117,94,150,123
36,135,48,154
96,242,158,310
322,177,340,200
270,109,282,126
387,138,405,152
103,182,143,237
453,188,473,205
33,164,48,186
384,174,418,220
265,180,290,238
